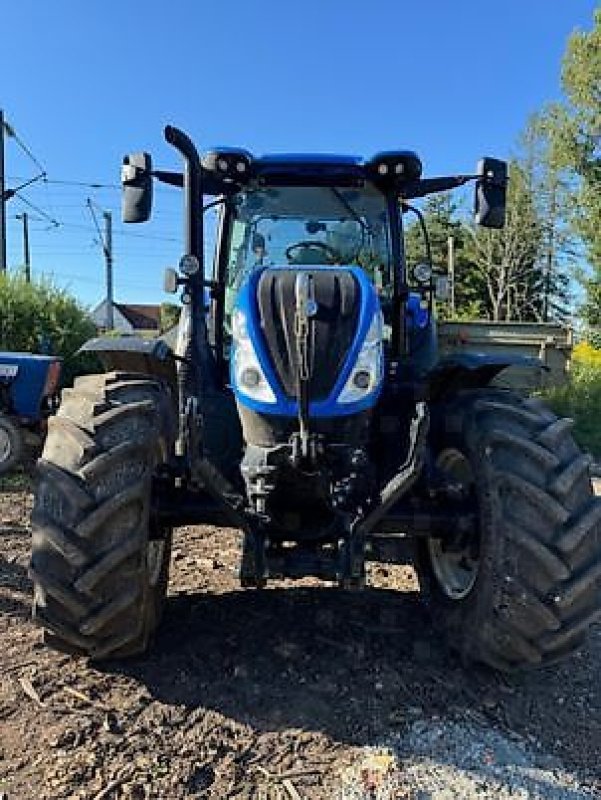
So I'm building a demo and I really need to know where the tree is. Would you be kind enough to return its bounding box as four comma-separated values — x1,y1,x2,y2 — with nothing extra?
404,192,486,319
520,113,573,322
465,160,543,321
0,273,96,375
545,9,601,321
582,281,601,327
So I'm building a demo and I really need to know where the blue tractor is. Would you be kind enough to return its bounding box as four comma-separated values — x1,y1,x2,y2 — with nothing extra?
31,128,601,669
0,353,61,474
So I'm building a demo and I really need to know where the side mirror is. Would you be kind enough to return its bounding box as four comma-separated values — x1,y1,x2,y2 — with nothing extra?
164,268,179,294
474,157,507,229
121,152,153,223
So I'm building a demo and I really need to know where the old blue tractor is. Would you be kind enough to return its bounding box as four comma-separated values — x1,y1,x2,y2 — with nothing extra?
31,127,601,670
0,353,61,474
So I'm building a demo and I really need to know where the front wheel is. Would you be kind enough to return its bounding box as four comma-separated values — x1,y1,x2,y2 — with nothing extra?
418,389,601,672
30,372,176,659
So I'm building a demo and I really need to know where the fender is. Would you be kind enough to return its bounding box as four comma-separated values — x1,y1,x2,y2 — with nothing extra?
79,337,177,386
425,352,547,401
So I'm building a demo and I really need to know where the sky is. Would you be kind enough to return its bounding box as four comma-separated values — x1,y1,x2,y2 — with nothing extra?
1,0,598,309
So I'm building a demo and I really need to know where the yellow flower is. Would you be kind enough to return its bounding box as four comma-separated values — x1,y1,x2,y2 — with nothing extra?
573,341,601,368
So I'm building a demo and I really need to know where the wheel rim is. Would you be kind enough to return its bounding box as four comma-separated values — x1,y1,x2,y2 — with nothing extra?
0,426,12,463
427,448,480,601
147,539,166,587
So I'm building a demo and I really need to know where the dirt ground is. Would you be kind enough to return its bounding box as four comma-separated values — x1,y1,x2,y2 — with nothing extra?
1,471,600,799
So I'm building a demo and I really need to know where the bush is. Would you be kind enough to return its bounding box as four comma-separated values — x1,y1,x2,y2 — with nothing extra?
544,342,601,458
0,272,98,385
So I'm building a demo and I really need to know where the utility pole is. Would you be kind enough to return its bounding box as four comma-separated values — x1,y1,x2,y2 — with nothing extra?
15,213,31,281
87,198,115,330
447,235,455,318
103,211,114,329
0,109,6,273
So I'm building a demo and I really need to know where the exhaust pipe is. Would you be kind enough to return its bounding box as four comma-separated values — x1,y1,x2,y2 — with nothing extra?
163,126,216,464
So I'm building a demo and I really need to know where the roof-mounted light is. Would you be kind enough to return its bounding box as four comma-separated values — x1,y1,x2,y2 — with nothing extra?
202,148,253,183
367,151,423,185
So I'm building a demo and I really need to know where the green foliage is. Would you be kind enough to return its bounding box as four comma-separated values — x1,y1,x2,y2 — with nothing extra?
0,272,97,385
519,113,573,321
544,10,601,320
544,360,601,458
464,160,546,322
404,193,486,320
160,302,180,333
0,469,31,493
582,281,601,327
404,114,575,325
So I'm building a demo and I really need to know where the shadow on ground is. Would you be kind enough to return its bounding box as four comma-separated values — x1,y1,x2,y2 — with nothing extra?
105,584,600,781
109,586,443,737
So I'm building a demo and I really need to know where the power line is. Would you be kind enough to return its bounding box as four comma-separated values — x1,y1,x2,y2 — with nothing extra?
59,218,178,243
45,177,119,189
11,212,47,224
14,192,59,227
37,270,157,289
3,120,47,175
86,198,107,254
9,200,178,242
8,175,177,193
2,172,46,198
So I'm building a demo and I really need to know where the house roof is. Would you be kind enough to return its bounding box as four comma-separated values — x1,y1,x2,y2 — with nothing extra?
113,303,161,331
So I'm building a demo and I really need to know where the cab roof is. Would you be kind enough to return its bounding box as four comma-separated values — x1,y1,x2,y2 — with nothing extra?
200,149,423,193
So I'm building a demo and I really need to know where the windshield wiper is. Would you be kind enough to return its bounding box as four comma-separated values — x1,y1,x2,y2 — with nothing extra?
330,188,371,235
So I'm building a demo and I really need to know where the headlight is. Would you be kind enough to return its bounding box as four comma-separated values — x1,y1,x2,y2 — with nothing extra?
338,311,383,404
231,310,276,403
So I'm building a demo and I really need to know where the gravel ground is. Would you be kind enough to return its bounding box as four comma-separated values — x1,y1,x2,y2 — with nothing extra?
1,471,600,799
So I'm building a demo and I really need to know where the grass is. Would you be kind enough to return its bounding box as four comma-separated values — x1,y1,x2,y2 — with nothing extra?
544,342,601,460
0,468,32,493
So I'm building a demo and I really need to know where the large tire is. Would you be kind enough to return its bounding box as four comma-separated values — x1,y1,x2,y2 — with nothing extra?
0,414,23,475
30,372,176,659
418,388,601,671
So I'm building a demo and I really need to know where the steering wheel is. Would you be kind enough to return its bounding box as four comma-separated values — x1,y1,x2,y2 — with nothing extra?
285,241,341,264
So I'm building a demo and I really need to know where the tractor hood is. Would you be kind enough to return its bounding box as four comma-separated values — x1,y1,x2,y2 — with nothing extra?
0,352,62,419
230,265,383,418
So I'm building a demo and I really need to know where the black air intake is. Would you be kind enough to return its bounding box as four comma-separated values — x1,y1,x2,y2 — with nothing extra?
256,268,360,402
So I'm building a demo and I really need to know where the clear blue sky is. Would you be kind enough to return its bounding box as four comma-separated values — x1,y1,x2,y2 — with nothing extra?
1,0,598,308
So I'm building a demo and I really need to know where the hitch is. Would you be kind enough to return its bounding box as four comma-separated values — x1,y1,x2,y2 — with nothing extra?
238,402,430,587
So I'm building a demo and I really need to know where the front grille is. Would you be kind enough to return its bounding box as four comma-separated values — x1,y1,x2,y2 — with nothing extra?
256,268,360,402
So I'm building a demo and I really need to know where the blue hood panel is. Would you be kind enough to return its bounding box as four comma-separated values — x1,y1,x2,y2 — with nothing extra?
231,266,383,418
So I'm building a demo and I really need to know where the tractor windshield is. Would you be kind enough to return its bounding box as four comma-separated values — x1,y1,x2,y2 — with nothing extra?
225,184,391,298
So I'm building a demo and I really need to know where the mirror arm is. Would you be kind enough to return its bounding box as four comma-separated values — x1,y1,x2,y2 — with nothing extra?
152,169,184,188
401,174,479,199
